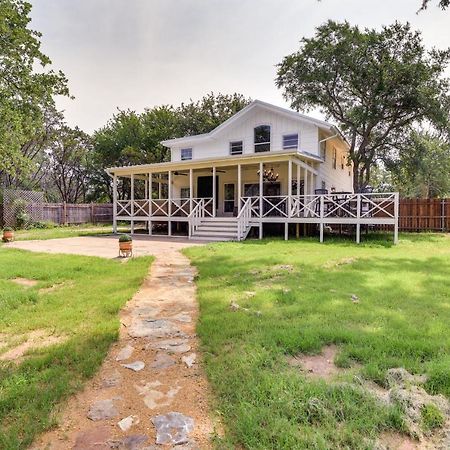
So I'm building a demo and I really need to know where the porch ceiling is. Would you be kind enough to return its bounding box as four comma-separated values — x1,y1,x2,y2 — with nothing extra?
106,150,321,177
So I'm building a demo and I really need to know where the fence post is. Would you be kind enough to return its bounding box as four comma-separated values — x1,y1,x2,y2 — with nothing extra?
90,202,94,224
63,202,67,225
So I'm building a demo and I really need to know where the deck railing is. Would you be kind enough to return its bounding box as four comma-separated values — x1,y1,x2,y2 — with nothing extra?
237,197,252,241
118,193,399,222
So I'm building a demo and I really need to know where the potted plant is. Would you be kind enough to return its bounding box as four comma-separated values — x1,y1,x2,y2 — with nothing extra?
118,234,132,257
2,227,14,242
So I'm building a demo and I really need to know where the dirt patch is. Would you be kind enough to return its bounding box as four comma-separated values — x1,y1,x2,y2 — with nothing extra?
39,281,74,295
322,257,357,269
377,431,421,450
288,345,340,380
0,330,66,362
10,277,38,287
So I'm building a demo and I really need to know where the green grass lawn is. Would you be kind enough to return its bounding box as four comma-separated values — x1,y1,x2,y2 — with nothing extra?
0,248,152,449
11,223,122,241
185,234,450,449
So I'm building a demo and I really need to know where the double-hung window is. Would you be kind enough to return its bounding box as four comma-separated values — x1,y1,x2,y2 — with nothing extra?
254,125,271,152
320,141,326,161
283,133,298,149
332,147,337,169
230,141,243,155
181,148,192,161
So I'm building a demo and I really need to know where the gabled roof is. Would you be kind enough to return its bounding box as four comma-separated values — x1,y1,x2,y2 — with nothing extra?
160,99,346,147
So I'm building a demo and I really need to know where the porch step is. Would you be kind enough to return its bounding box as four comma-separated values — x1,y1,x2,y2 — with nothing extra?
192,216,240,241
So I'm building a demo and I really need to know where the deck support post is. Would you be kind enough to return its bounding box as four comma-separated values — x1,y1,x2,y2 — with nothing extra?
259,162,263,218
149,174,153,235
237,164,241,214
319,195,324,243
212,166,216,217
259,223,263,240
168,170,172,236
288,160,292,218
130,174,135,235
112,174,118,233
356,195,361,243
394,192,399,244
285,222,289,241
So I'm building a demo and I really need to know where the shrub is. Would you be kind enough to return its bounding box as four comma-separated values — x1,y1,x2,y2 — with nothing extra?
119,234,132,243
3,226,13,232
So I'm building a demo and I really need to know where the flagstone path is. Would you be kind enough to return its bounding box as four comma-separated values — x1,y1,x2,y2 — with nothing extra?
19,236,216,449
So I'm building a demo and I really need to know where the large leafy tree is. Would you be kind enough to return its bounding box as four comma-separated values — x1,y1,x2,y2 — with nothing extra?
387,131,450,198
0,0,69,178
276,21,450,191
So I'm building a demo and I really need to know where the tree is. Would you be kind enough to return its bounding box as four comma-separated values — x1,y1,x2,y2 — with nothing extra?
0,0,69,178
276,21,450,191
387,131,450,198
177,92,251,135
420,0,449,10
48,126,93,203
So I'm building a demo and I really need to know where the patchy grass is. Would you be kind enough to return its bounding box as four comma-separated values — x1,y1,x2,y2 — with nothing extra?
185,233,450,449
0,249,152,449
9,224,123,241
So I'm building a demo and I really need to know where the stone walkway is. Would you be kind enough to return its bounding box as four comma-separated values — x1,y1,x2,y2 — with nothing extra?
15,236,215,449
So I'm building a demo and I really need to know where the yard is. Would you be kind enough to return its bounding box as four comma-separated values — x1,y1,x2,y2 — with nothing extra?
0,247,152,449
185,234,450,449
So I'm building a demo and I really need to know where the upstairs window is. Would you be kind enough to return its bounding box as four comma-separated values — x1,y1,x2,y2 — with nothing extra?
320,141,326,160
181,148,192,161
283,133,298,149
230,141,243,155
254,125,271,152
332,147,337,169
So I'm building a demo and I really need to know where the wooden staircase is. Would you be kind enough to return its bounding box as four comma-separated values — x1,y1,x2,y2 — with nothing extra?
191,217,249,241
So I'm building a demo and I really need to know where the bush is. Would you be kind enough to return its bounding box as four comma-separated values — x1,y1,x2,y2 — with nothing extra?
3,226,13,232
119,234,132,243
27,221,57,229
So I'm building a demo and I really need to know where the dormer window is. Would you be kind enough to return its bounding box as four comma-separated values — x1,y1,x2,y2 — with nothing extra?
181,148,192,161
254,125,270,153
283,133,298,149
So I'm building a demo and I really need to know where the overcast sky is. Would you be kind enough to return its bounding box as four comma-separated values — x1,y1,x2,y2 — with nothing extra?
30,0,449,133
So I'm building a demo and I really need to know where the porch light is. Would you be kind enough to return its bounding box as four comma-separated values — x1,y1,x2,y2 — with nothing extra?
257,165,279,183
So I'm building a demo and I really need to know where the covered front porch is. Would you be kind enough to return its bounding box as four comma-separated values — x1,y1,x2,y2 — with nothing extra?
108,152,399,243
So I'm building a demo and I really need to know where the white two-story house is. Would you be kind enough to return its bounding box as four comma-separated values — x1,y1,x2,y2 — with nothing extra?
106,100,398,243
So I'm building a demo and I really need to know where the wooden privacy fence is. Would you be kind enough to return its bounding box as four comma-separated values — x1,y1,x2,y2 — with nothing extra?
35,203,113,225
374,198,450,232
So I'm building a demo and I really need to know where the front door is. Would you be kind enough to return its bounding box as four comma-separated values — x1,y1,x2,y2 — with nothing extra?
224,183,235,214
197,176,219,211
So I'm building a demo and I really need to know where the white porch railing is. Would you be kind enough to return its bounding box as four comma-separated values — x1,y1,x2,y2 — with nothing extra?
237,197,252,241
118,193,398,222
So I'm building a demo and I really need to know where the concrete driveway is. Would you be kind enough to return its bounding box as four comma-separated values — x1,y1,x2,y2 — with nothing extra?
6,235,206,259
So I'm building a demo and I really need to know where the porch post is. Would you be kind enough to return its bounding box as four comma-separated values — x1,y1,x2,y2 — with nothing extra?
149,173,152,235
168,170,172,236
237,164,242,214
112,174,118,233
212,166,216,217
130,174,134,235
296,164,300,198
309,165,315,195
288,159,292,218
259,162,263,239
394,192,399,244
189,168,193,213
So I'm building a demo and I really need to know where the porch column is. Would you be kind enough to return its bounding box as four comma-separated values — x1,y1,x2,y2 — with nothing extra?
158,177,162,198
309,166,315,194
130,174,135,235
288,159,292,219
304,168,308,196
296,164,300,198
259,162,263,239
189,168,193,213
237,164,242,214
212,166,216,217
144,175,148,199
168,170,172,236
112,174,118,233
149,173,152,235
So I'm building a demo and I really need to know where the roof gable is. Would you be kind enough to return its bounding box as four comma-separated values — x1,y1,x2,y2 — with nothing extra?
160,100,340,147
